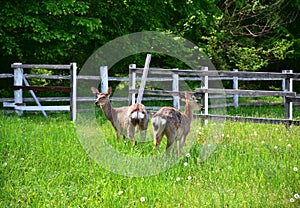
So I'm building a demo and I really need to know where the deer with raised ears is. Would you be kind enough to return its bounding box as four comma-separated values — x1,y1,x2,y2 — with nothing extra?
151,92,202,155
91,87,148,146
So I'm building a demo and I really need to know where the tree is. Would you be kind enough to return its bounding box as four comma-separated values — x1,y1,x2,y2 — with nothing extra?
0,0,102,65
175,0,299,71
0,0,299,73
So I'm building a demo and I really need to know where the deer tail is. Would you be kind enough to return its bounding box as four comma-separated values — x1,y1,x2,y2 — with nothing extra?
130,103,147,120
151,116,167,136
131,111,145,119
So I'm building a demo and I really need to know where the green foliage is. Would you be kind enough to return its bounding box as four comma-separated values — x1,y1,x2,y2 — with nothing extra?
0,0,102,64
0,0,299,72
197,0,298,71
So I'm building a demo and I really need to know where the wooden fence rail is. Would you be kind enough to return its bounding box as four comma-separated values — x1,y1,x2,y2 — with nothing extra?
2,63,77,121
123,66,299,124
87,64,299,124
1,63,300,125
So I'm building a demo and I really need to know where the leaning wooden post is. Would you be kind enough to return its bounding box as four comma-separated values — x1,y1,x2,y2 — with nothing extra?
201,66,209,125
13,63,24,116
100,66,108,93
283,70,293,120
172,68,180,109
129,64,136,105
23,77,48,118
70,62,77,121
233,68,239,108
137,54,151,104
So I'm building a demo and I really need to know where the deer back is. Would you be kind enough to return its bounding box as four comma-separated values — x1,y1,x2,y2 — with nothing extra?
111,106,132,134
153,107,182,130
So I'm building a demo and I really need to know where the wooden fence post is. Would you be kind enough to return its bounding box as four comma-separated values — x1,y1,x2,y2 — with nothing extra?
233,68,239,108
100,66,108,93
172,68,180,109
201,66,209,125
70,62,77,121
129,64,136,105
282,70,286,105
13,63,23,116
283,70,293,120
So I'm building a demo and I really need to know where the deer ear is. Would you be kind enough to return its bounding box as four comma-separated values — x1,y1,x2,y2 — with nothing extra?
179,93,185,101
185,92,190,99
107,87,112,95
91,87,99,94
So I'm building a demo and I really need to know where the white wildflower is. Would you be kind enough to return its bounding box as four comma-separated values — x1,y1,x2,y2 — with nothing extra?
287,144,291,147
294,194,300,199
185,153,190,158
187,176,192,180
140,196,146,202
293,167,298,172
290,198,295,203
118,191,124,195
184,162,188,167
176,177,181,182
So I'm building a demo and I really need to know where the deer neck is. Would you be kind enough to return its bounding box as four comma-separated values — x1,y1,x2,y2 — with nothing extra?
184,102,194,123
101,100,114,122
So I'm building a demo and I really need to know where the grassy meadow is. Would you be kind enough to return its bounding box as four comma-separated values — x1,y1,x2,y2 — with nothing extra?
1,106,300,207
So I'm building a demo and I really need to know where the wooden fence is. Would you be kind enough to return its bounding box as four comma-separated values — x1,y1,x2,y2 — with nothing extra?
1,63,300,125
99,65,300,125
100,66,297,107
2,63,77,121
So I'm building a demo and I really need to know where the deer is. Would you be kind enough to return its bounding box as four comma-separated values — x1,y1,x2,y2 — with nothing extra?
151,92,202,155
91,87,148,146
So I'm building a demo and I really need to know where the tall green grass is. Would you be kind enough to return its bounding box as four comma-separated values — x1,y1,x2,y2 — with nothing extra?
226,105,300,120
1,112,299,207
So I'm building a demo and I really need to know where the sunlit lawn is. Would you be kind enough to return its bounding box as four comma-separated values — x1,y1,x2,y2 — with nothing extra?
0,109,299,207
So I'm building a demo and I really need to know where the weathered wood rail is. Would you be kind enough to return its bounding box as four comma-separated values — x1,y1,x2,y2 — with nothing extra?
2,63,77,121
1,63,300,125
125,66,299,125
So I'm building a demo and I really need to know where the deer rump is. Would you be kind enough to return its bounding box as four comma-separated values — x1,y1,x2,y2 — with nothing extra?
108,103,148,146
128,103,148,130
152,107,187,141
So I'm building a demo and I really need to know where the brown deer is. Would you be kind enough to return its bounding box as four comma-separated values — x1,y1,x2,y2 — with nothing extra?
151,92,202,155
91,87,148,146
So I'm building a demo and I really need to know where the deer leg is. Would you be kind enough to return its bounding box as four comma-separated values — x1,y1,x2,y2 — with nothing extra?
179,135,187,155
166,136,175,155
111,124,120,142
140,129,147,143
155,134,163,149
138,122,146,143
128,125,136,147
174,140,180,156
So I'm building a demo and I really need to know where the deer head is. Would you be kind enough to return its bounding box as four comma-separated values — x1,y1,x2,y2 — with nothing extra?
180,92,203,110
91,87,112,106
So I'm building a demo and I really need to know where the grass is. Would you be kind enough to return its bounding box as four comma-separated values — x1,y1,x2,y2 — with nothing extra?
1,109,300,207
226,105,300,120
